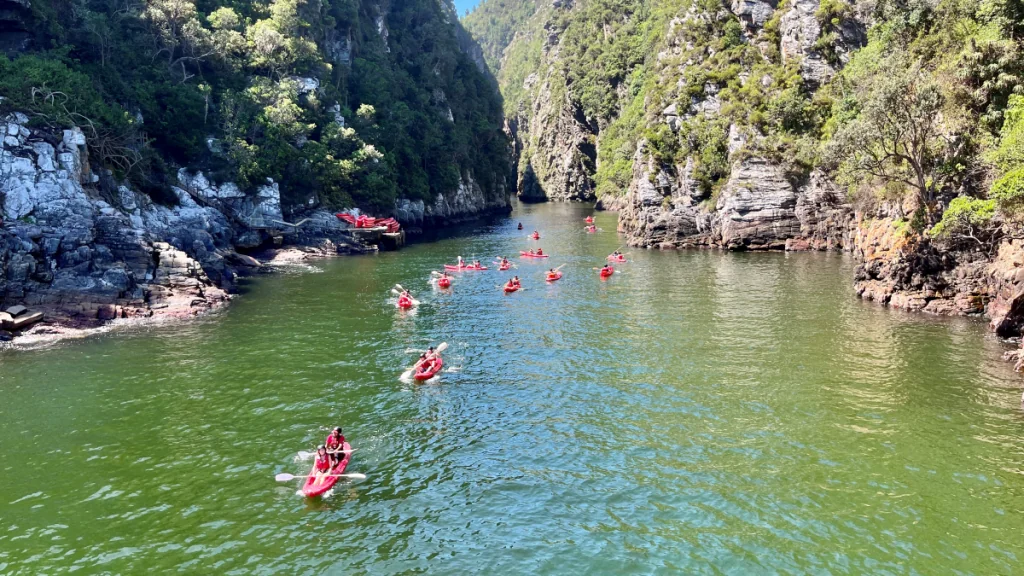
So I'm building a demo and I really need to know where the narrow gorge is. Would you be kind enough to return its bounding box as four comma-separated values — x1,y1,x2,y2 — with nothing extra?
464,0,1024,361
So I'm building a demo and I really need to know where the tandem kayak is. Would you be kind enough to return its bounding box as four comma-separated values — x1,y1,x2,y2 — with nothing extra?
414,357,444,381
302,442,352,498
438,278,451,288
397,296,414,309
520,251,549,258
600,267,615,278
546,272,562,282
444,264,488,271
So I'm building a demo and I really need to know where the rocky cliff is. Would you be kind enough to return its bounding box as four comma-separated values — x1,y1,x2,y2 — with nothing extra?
1,112,371,339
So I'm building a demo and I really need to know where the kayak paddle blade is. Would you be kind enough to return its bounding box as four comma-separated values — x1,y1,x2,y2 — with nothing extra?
275,473,297,482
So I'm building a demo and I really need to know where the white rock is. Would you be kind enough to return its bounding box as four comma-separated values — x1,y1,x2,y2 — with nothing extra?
31,142,56,172
62,128,86,148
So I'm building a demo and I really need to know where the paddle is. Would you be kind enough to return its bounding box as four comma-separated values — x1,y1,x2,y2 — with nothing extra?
275,472,367,482
401,342,448,379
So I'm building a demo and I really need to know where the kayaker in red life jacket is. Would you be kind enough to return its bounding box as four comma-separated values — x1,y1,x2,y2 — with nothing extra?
414,346,437,370
536,248,544,256
325,427,345,465
314,445,332,478
473,260,481,268
512,276,521,287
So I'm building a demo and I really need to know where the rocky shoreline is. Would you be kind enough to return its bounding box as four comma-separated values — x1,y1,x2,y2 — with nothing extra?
1,111,511,347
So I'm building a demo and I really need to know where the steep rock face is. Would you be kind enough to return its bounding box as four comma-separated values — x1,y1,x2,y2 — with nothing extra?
717,157,800,250
618,141,854,251
516,85,596,202
0,0,32,55
779,0,867,86
852,217,990,316
732,0,777,34
617,143,717,248
394,171,512,229
0,113,365,328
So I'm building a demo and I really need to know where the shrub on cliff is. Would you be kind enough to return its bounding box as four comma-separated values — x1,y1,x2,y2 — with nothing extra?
929,196,998,248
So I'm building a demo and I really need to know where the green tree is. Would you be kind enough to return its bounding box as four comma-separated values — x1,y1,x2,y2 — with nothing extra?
826,54,945,208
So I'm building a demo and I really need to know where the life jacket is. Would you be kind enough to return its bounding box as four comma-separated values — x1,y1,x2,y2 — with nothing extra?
315,454,331,471
326,433,344,450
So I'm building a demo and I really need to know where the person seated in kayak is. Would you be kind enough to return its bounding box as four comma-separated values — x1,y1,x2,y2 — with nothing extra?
473,260,482,268
601,265,613,274
415,346,437,370
536,248,544,256
518,223,523,230
325,427,346,466
528,249,536,256
512,276,521,287
314,445,332,478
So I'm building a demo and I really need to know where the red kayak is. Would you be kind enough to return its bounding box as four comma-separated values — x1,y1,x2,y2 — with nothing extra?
397,296,414,309
585,216,594,224
503,283,520,293
600,267,614,278
546,272,562,282
520,251,549,258
530,234,540,240
438,278,451,288
607,255,626,262
444,264,488,271
586,226,596,233
302,442,352,498
499,262,511,271
414,357,444,381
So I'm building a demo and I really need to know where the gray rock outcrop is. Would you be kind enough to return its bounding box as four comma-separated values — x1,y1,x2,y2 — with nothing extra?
0,112,369,330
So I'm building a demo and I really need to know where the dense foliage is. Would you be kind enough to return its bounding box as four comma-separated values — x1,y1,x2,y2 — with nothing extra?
1,0,509,212
466,0,1024,243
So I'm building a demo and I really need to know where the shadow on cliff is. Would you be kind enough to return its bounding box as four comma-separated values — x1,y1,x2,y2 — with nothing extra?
452,14,546,205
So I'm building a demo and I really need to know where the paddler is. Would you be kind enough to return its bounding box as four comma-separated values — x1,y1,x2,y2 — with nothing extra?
326,427,346,465
313,445,332,479
536,247,544,256
600,264,613,275
518,223,523,230
512,275,521,288
473,260,482,268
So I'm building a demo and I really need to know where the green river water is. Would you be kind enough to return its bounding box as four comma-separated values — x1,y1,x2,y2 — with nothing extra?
1,203,1023,574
